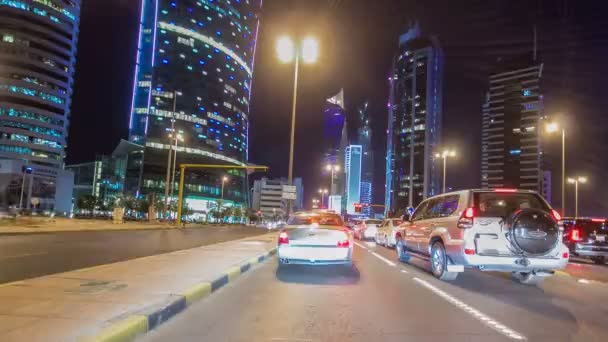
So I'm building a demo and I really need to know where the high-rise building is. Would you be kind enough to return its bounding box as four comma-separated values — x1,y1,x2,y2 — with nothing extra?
345,144,362,215
0,0,81,211
385,24,443,215
323,88,346,160
128,0,261,210
481,55,543,192
357,101,373,216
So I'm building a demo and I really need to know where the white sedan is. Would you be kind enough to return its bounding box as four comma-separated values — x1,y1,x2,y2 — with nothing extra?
375,218,404,248
354,219,383,240
277,212,353,266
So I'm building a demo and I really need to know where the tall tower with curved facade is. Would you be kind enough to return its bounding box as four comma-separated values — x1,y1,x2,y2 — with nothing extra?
0,0,81,211
129,0,261,210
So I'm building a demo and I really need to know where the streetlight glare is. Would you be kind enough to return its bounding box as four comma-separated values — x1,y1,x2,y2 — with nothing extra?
301,37,319,64
578,176,587,183
325,164,331,171
567,178,576,184
222,176,228,182
546,122,559,134
276,36,294,63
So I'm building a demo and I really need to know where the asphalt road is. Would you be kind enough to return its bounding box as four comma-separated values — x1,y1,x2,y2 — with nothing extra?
0,225,268,284
142,241,608,342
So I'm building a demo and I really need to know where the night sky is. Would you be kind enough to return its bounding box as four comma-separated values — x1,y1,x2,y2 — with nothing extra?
68,0,608,216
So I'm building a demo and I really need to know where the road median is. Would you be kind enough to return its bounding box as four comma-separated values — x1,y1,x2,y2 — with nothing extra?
0,233,278,342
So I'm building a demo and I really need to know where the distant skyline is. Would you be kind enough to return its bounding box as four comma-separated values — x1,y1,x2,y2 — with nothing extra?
68,0,608,216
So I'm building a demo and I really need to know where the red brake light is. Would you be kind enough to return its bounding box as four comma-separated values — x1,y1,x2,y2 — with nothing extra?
278,231,289,245
551,209,562,221
494,188,517,193
337,239,350,248
591,218,606,223
570,228,583,242
562,252,569,259
464,248,476,255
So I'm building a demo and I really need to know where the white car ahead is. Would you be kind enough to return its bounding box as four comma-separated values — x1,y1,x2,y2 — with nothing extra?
277,212,353,266
354,219,383,240
375,218,404,247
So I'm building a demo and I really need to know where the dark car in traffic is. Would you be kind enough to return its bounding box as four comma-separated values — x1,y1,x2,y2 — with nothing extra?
562,217,608,264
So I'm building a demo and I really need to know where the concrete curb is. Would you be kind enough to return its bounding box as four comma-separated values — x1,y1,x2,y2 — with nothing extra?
0,224,249,236
81,248,277,342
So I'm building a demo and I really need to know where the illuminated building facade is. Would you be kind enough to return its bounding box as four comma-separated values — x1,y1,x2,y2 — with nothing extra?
129,0,261,209
357,101,373,216
345,144,362,215
481,55,543,192
0,0,81,211
385,24,443,215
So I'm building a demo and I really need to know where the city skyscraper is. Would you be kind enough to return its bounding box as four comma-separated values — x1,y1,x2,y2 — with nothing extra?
481,54,543,192
128,0,261,210
385,24,443,215
345,144,362,215
357,101,373,216
0,0,81,211
323,88,346,166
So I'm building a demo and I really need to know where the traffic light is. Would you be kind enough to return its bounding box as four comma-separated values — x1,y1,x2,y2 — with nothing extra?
354,203,362,213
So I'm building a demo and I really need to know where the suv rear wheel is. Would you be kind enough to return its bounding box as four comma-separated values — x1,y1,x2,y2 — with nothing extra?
512,272,545,285
396,239,410,262
430,241,458,281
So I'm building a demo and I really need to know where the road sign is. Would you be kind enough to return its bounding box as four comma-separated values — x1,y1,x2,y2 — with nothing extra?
282,192,297,200
282,185,296,193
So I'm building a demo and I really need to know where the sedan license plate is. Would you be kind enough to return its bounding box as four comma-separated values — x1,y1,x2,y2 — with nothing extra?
596,235,606,242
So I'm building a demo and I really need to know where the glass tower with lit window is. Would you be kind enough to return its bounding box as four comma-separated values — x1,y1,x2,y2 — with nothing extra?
385,24,443,215
129,0,261,210
0,0,80,211
481,54,543,192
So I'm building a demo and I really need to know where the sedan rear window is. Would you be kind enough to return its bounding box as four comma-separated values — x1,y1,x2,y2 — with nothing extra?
474,192,549,218
287,214,344,226
365,220,382,224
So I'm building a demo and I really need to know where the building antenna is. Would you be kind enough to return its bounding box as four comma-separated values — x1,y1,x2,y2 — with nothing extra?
533,25,537,61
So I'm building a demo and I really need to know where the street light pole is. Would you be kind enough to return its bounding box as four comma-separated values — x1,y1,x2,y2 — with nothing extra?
169,133,181,199
561,128,566,216
435,149,455,194
567,176,586,218
163,90,179,218
221,176,228,200
442,155,447,194
286,53,299,216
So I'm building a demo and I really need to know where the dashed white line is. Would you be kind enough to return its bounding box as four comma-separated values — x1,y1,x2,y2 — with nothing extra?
364,241,377,248
370,251,396,267
412,277,526,340
400,269,409,274
353,241,367,249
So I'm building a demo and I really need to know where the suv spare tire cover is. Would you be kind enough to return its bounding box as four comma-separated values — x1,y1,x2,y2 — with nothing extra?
506,208,559,255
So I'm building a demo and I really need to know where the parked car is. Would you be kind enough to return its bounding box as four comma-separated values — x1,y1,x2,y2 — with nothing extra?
562,217,608,264
395,189,570,285
277,212,353,266
375,218,404,247
354,219,383,240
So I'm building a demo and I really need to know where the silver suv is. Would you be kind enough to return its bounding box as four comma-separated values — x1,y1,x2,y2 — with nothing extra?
395,189,570,285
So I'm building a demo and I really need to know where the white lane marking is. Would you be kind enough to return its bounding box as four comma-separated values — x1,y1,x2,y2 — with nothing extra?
413,277,526,340
578,278,591,284
353,241,368,249
365,241,376,248
401,269,409,274
0,252,48,261
371,251,396,267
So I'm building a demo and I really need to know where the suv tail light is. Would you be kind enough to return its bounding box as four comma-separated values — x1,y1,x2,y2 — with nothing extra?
278,230,289,245
457,207,476,229
570,228,583,242
337,239,350,248
551,209,562,221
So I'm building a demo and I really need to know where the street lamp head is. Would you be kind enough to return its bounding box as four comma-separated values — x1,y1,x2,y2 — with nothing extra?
448,150,456,157
325,164,331,171
434,153,441,159
567,178,576,184
578,176,587,183
334,165,340,171
546,122,560,134
276,36,295,63
222,176,228,182
301,37,319,64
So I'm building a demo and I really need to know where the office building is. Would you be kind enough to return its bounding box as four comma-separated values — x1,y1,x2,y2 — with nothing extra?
481,55,543,192
128,0,261,211
0,0,81,211
67,140,143,210
251,177,303,219
345,144,362,215
357,101,373,216
385,24,443,215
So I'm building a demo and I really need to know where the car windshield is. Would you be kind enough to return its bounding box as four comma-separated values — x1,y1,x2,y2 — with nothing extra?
287,214,344,226
474,192,549,218
365,220,382,224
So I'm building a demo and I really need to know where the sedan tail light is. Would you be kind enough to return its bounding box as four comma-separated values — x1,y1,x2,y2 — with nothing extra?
551,209,562,221
278,230,289,245
337,239,350,248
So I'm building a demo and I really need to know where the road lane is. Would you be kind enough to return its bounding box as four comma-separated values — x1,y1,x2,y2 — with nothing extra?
368,242,608,341
142,244,516,342
0,226,268,284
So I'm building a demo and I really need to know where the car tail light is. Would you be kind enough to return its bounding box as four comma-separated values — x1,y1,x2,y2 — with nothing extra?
464,248,476,255
337,239,350,248
278,231,289,245
494,188,517,193
457,207,476,229
591,218,606,223
551,209,562,221
562,252,569,259
570,228,583,242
